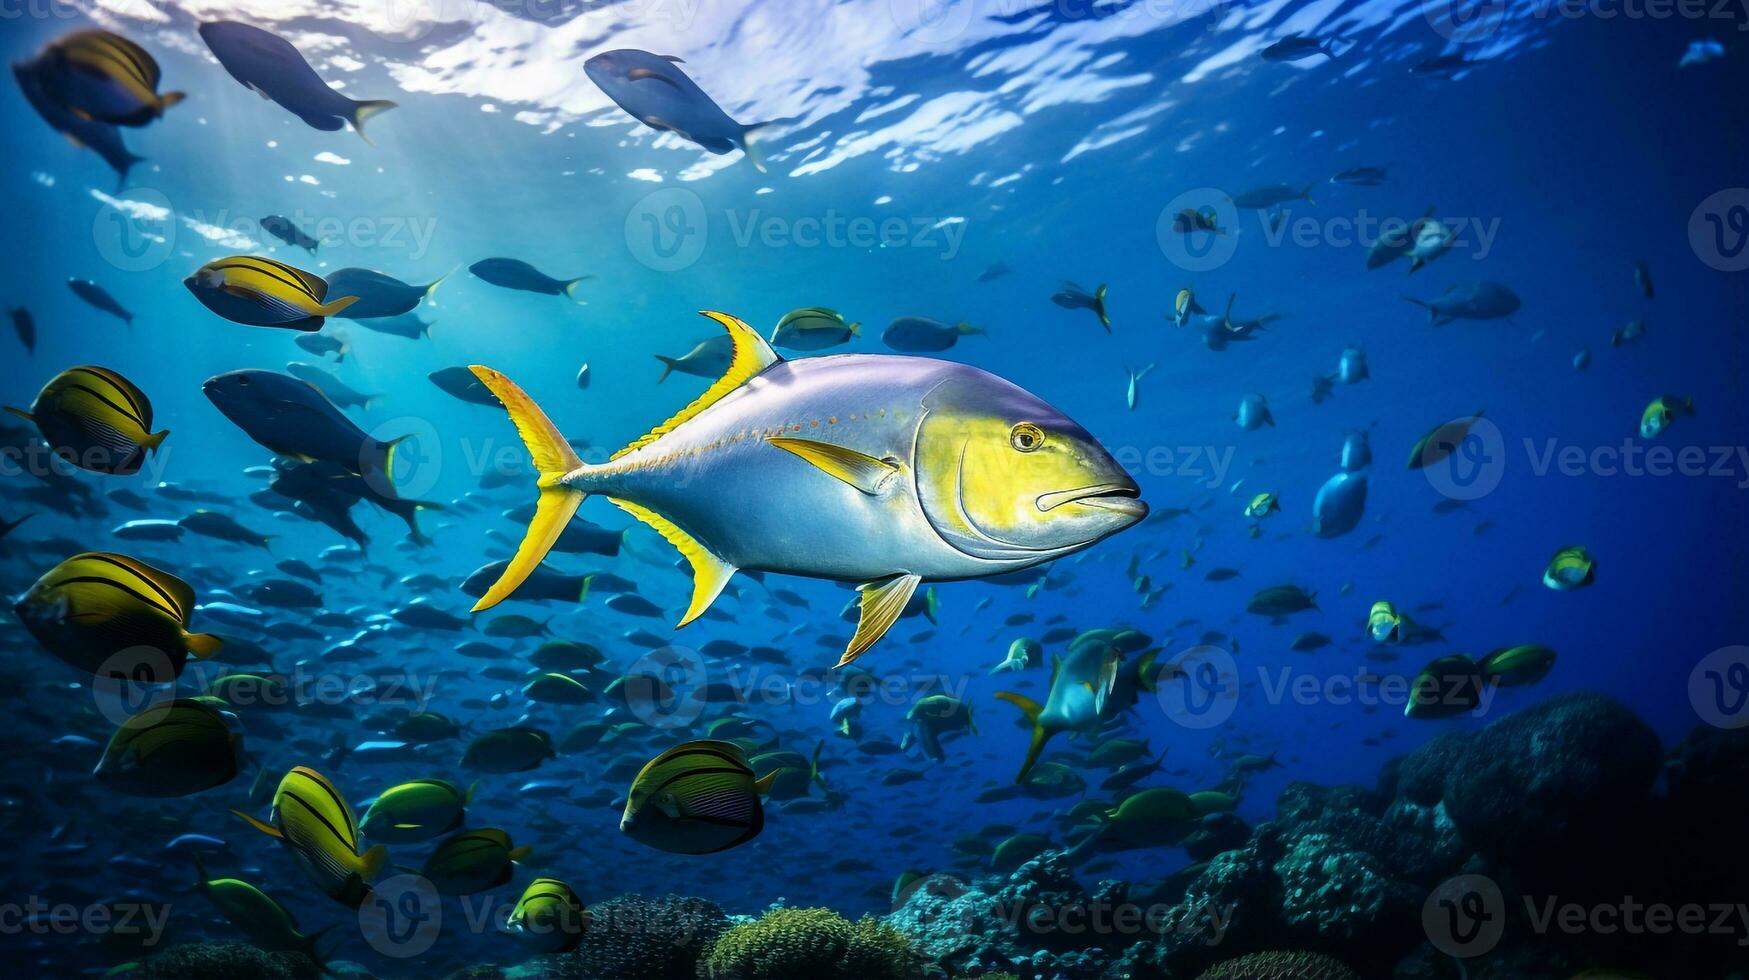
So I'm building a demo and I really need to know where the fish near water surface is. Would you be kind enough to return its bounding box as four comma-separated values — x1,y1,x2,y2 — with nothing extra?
467,311,1146,667
35,30,184,128
198,21,396,141
13,53,144,186
584,49,782,172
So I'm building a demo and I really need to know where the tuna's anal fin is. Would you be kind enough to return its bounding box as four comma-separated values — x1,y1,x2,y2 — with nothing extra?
467,366,586,612
838,573,921,668
605,496,735,629
612,311,781,461
767,437,899,494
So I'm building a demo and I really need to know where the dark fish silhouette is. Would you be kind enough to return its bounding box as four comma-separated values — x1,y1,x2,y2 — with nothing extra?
261,214,319,253
13,53,144,187
584,49,782,172
324,268,444,319
198,21,396,141
469,258,590,299
67,278,134,326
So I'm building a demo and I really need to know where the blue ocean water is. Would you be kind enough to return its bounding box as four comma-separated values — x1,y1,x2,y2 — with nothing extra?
2,1,1746,977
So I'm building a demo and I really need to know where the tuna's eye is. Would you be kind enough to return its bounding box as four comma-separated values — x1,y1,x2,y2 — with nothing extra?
1010,422,1045,453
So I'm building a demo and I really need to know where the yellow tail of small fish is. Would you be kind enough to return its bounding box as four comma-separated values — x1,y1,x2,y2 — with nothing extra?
994,691,1051,784
317,294,358,317
185,631,223,659
467,366,584,612
351,99,397,145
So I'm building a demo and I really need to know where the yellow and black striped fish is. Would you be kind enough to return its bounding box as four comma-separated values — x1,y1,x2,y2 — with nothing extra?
184,256,358,332
94,698,243,798
620,740,779,855
411,827,531,895
13,551,222,676
5,365,168,475
233,766,387,908
506,877,590,953
43,30,184,127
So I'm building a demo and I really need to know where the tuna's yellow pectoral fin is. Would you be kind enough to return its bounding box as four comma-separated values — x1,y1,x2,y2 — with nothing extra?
767,437,899,494
752,770,779,796
612,311,780,461
605,497,735,628
838,573,921,668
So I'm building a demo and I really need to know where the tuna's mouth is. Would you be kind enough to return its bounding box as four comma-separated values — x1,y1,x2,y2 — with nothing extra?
1035,483,1145,517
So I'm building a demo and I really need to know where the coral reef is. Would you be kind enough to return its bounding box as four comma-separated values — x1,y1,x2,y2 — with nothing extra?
126,942,318,980
539,894,728,980
888,692,1749,980
697,906,920,979
1194,950,1360,980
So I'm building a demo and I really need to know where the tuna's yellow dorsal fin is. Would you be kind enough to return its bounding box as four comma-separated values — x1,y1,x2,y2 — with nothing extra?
604,496,735,628
837,573,921,668
612,311,780,461
767,437,899,494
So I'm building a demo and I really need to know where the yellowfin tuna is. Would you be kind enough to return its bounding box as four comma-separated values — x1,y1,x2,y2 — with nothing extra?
233,766,388,908
621,739,780,854
5,366,167,475
14,551,221,676
184,256,358,331
466,310,1144,668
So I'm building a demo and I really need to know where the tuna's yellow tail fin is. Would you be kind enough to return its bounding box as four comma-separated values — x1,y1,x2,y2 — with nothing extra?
467,366,585,612
994,691,1052,784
